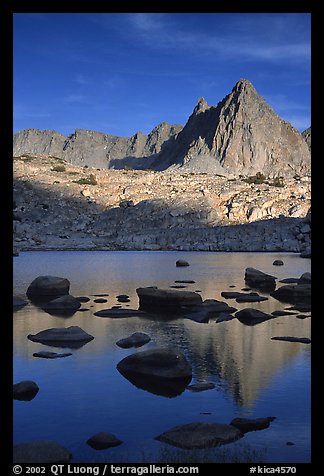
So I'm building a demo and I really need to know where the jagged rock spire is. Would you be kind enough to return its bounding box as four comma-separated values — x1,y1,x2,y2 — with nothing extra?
193,97,209,114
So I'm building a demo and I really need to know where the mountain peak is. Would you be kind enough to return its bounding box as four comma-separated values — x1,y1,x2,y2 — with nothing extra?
232,78,256,95
193,97,209,114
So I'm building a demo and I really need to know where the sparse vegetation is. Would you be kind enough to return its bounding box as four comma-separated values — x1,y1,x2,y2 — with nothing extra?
243,172,267,184
269,177,285,187
72,173,97,185
52,164,66,172
13,155,34,162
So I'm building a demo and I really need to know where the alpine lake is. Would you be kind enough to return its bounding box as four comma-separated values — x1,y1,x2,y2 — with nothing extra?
13,251,311,463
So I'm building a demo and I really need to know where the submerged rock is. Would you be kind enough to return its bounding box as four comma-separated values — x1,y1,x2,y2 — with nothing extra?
86,432,123,450
116,332,151,348
116,294,130,302
33,351,72,359
273,260,284,266
13,441,72,463
187,382,215,392
41,295,81,312
94,308,146,318
176,259,190,267
136,287,202,313
271,336,311,344
27,326,94,348
76,296,91,303
235,308,273,325
221,291,243,299
235,292,268,303
155,422,242,449
184,299,237,323
230,416,276,433
13,381,39,401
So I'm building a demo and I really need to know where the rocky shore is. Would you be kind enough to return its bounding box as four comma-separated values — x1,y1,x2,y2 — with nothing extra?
13,154,311,254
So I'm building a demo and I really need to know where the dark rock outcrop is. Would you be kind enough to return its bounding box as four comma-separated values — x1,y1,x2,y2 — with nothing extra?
302,127,311,151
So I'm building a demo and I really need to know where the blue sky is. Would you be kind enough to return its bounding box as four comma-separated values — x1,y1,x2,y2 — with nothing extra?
13,13,311,137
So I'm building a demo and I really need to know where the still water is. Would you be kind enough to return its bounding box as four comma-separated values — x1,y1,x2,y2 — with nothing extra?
13,251,311,463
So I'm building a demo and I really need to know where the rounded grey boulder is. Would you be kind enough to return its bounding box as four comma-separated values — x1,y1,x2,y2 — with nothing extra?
117,347,192,380
41,295,81,312
13,380,39,401
176,259,190,267
117,347,192,397
27,275,70,297
116,332,151,348
27,326,94,348
273,260,284,266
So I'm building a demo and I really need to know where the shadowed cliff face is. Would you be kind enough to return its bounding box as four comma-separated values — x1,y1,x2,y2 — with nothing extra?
13,79,310,177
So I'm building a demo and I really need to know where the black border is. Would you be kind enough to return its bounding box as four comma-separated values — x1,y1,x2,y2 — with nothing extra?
5,2,319,472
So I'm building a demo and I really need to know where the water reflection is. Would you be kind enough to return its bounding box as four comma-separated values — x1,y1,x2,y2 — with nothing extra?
13,251,310,409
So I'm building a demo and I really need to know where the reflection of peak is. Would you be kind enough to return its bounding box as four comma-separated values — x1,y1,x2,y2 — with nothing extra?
193,97,209,114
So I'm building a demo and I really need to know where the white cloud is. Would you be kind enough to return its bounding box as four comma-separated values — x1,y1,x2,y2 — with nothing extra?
73,74,87,85
14,104,51,120
126,13,310,65
63,95,87,103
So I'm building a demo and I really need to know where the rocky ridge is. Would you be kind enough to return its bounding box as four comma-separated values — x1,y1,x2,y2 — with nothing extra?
13,154,311,253
13,79,310,178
